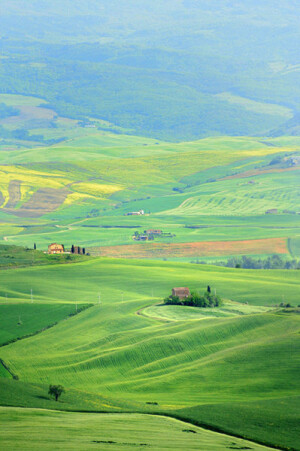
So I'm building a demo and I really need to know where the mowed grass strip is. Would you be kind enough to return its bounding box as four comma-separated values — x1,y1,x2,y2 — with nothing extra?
92,237,288,258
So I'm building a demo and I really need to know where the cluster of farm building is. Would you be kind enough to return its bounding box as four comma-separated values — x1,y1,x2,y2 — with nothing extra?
47,243,86,255
132,229,175,241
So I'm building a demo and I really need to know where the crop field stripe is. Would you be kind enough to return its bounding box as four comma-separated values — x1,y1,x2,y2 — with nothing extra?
92,237,288,258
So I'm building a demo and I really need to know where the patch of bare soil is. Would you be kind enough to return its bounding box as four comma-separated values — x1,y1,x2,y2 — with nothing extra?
5,180,21,208
220,166,299,181
89,237,288,259
4,187,71,218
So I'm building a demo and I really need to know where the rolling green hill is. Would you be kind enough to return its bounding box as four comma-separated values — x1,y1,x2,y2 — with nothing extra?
0,303,88,347
0,98,299,261
0,407,274,451
0,258,299,449
1,3,299,450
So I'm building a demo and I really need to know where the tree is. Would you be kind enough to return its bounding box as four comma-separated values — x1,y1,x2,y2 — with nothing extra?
33,243,37,250
71,244,75,254
48,384,65,402
207,285,211,293
82,248,86,255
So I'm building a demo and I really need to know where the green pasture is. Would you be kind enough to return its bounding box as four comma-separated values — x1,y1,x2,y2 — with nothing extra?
289,237,300,257
0,125,299,259
0,258,299,449
0,303,82,346
0,407,274,451
141,301,272,322
1,212,299,255
162,171,300,217
177,396,300,451
0,258,299,306
0,137,298,258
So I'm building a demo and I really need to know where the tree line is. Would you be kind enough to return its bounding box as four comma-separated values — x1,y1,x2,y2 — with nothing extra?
192,255,300,270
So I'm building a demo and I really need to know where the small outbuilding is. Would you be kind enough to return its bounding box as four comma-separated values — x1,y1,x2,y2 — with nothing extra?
265,209,278,215
48,243,64,254
146,229,162,235
172,287,190,299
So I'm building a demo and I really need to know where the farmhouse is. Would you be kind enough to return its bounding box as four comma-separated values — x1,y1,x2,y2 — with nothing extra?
265,209,278,215
48,243,64,254
125,210,145,216
172,287,190,299
146,229,162,235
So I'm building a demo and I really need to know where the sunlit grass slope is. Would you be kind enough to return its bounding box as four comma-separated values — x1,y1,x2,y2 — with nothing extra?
0,303,88,346
0,407,274,451
177,397,300,451
0,258,299,306
163,171,300,216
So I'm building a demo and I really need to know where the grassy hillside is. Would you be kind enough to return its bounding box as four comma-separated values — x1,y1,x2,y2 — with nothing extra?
1,4,299,449
0,244,89,269
0,303,89,347
0,258,299,449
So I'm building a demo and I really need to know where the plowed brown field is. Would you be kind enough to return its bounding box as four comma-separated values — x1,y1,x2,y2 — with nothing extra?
90,237,288,259
220,166,299,181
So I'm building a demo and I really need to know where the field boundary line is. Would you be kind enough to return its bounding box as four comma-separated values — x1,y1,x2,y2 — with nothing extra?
0,358,18,380
0,304,93,349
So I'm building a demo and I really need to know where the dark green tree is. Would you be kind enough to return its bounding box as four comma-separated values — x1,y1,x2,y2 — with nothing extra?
48,384,65,402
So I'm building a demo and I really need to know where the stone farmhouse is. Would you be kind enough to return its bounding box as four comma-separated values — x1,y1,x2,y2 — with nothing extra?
48,243,64,254
172,287,190,299
146,229,162,235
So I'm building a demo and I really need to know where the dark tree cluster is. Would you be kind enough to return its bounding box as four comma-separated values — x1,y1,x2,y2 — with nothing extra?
193,255,300,270
164,290,222,308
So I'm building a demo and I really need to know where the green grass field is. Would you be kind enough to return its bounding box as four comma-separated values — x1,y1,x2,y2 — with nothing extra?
0,96,299,260
0,94,299,450
0,258,299,449
0,407,274,450
0,303,90,347
140,300,272,322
